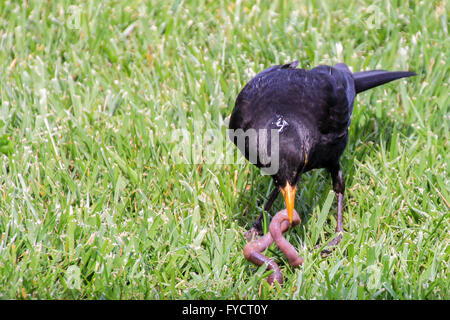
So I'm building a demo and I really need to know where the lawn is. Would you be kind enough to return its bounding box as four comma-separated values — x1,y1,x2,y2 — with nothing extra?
0,0,448,299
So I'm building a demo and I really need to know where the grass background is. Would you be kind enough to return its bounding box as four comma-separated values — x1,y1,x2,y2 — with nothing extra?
0,0,448,299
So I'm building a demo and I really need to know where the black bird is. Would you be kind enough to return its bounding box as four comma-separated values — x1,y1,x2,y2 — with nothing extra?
229,61,415,245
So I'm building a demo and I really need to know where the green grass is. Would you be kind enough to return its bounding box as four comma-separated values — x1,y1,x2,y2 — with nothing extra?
0,0,448,299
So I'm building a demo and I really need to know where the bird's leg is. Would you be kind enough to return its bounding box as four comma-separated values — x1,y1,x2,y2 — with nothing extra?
244,188,279,241
327,167,345,247
317,166,345,255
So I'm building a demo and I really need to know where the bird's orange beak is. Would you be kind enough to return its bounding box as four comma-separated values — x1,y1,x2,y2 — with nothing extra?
281,182,296,224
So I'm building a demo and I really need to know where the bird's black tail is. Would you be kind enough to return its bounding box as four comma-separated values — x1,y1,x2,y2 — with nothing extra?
353,70,416,93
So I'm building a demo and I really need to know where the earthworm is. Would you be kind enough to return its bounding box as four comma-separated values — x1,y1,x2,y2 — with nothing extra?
243,209,303,285
269,209,304,267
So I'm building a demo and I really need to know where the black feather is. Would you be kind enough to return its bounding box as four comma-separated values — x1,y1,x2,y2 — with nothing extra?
353,70,416,93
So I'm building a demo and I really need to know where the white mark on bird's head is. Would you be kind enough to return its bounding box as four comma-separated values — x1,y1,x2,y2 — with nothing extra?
273,114,289,133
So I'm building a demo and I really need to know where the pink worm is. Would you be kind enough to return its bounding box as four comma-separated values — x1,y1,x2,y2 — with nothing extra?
243,209,303,285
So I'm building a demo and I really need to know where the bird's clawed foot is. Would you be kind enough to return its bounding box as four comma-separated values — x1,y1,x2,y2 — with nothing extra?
243,213,266,241
315,233,343,257
244,227,262,242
